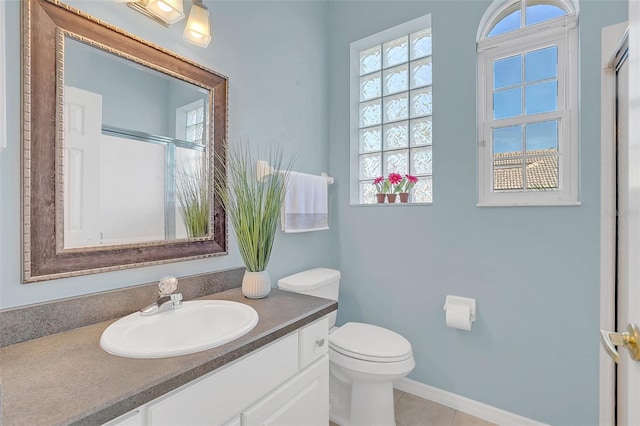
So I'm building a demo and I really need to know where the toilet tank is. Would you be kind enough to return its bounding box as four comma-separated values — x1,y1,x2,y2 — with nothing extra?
277,268,340,328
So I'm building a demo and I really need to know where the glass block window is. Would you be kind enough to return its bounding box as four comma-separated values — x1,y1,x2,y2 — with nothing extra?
351,15,433,205
175,99,207,146
185,105,205,145
477,0,578,206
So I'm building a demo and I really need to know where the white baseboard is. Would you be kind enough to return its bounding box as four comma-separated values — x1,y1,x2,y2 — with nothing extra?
394,378,548,426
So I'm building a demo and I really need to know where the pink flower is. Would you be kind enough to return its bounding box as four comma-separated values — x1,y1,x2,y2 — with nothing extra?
372,176,389,194
388,173,404,193
388,173,403,185
402,174,419,192
372,174,417,197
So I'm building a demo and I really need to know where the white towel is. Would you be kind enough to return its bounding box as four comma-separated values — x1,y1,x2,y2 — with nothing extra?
281,171,329,233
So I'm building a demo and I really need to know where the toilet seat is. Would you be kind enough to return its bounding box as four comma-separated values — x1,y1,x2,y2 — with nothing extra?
329,322,413,363
276,268,415,426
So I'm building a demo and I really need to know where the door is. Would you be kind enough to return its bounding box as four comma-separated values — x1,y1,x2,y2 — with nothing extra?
614,40,640,426
618,1,640,422
63,86,103,247
600,2,640,424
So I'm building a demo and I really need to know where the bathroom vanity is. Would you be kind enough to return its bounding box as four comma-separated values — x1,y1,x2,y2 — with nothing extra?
0,287,336,425
106,317,329,426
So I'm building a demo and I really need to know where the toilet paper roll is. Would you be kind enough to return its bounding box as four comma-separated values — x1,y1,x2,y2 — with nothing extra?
446,303,472,330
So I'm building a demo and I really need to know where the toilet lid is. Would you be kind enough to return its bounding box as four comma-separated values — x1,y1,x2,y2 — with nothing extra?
329,322,413,363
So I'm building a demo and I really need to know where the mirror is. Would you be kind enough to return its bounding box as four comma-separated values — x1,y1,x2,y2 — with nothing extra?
22,0,228,282
63,37,210,247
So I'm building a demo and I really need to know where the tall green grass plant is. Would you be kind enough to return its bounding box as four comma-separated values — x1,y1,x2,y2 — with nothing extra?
214,145,292,272
175,158,209,238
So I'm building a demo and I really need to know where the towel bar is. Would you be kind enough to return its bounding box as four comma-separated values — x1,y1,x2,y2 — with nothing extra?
256,160,334,184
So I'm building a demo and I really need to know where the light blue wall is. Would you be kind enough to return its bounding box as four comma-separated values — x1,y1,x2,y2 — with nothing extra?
65,39,171,136
328,1,626,425
65,39,209,138
0,0,332,308
0,0,629,424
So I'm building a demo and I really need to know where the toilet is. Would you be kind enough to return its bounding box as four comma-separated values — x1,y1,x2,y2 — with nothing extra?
278,268,415,426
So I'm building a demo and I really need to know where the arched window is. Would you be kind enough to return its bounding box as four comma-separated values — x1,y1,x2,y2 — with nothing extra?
477,0,579,206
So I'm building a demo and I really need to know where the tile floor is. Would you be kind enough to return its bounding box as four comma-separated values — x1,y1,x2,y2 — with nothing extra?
329,389,497,426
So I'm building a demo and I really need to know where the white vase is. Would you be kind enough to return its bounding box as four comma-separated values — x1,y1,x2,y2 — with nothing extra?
242,270,271,299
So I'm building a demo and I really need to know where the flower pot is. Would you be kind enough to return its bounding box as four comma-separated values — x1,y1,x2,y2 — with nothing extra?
242,270,271,299
399,192,409,203
376,193,386,203
386,193,397,203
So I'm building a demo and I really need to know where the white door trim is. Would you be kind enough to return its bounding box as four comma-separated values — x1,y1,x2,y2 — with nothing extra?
599,21,629,426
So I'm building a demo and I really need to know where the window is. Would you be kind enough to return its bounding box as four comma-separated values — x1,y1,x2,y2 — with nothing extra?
350,14,433,205
477,0,579,206
176,100,206,145
174,100,208,239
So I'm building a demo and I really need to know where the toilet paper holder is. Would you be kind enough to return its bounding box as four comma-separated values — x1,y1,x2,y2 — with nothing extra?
443,295,477,322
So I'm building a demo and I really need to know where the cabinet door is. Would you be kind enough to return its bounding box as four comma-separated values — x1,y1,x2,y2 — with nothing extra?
102,410,142,426
298,317,328,369
146,334,298,426
242,355,328,426
222,416,241,426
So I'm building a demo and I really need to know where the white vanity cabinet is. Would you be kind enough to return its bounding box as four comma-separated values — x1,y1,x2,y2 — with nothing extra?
104,410,143,426
241,357,328,426
103,317,329,426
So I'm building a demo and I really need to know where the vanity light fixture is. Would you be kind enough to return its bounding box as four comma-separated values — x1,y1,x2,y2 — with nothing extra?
113,0,211,47
183,0,212,48
146,0,185,24
114,0,185,28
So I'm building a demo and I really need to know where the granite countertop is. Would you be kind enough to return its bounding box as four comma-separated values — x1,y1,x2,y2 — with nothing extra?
0,288,337,426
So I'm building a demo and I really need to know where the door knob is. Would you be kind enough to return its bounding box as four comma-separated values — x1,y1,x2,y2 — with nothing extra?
600,323,640,363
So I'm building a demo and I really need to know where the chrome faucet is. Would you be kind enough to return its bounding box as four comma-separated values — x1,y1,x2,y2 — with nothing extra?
140,276,183,316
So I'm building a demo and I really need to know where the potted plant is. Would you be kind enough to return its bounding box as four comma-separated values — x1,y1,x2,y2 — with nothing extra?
373,176,389,203
214,145,292,298
387,173,403,203
175,157,209,238
398,174,418,203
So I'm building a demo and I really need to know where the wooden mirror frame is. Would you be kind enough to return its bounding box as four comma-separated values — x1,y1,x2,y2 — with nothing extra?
22,0,228,283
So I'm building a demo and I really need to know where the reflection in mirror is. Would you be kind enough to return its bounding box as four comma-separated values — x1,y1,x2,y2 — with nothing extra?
62,36,210,248
22,0,228,282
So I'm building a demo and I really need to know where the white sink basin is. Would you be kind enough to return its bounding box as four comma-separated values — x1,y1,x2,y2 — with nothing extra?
100,300,259,358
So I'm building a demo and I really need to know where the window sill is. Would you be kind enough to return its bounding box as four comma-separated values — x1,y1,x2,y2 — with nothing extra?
350,202,433,207
476,201,581,207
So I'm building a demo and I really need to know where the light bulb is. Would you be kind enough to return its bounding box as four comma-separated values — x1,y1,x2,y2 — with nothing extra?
146,0,185,24
183,2,211,47
156,1,173,12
